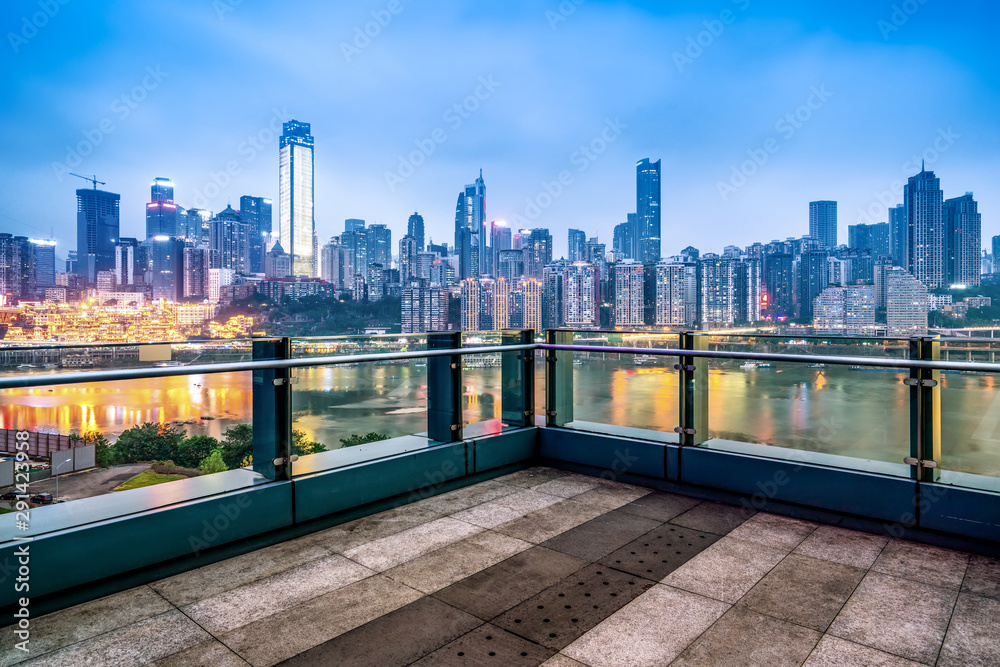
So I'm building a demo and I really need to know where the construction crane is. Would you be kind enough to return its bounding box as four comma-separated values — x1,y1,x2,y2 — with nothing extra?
69,173,106,190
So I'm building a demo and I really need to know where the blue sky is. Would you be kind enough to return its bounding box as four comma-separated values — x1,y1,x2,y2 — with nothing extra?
1,0,997,261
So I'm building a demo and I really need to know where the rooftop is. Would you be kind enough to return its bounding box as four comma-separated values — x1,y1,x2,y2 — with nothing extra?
4,466,998,666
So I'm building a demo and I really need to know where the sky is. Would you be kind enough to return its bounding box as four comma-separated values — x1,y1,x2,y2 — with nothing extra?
1,0,998,263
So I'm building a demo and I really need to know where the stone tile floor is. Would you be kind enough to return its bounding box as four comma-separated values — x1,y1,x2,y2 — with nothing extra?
3,466,999,666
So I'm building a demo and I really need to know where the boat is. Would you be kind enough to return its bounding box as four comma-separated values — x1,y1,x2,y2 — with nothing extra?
17,364,36,370
806,363,827,369
43,363,58,369
414,360,427,368
573,359,583,366
741,361,772,370
633,355,656,366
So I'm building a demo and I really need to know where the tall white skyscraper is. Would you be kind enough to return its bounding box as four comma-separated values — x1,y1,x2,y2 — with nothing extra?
279,120,316,277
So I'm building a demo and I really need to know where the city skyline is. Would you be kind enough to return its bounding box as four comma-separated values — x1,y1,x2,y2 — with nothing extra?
2,1,998,260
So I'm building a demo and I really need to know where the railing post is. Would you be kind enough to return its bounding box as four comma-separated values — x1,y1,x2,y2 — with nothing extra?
252,337,293,481
907,336,941,482
678,332,708,446
545,330,574,427
428,331,463,442
501,330,534,427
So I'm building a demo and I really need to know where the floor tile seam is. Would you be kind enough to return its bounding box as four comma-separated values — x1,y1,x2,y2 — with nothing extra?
3,586,183,666
338,517,489,567
414,618,554,665
645,583,736,667
669,544,794,606
151,585,250,665
863,566,969,595
823,624,942,667
930,580,970,667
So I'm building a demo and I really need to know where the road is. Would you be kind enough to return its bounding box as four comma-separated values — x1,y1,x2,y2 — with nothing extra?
27,464,151,502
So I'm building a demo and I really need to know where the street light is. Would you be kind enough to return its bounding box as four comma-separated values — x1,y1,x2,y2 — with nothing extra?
53,457,72,502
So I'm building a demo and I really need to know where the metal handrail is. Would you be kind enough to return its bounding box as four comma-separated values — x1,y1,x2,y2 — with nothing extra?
0,344,536,391
0,338,266,352
539,343,1000,373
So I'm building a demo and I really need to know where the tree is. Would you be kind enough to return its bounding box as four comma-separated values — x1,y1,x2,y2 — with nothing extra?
71,430,113,468
340,432,390,448
112,423,185,464
175,435,219,469
220,424,254,470
292,429,328,456
199,449,228,474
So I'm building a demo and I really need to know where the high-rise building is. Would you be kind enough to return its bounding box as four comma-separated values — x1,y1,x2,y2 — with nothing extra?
240,195,272,274
401,280,447,333
0,235,35,302
943,193,981,287
493,277,511,330
904,167,944,288
114,238,139,286
490,221,511,278
654,259,696,327
796,250,830,319
889,204,906,267
735,257,761,323
366,224,392,271
527,229,553,280
613,218,636,260
408,213,425,251
454,171,486,279
993,235,1000,275
762,253,794,320
320,237,348,289
564,262,599,328
848,222,891,257
699,254,737,327
809,200,838,249
498,249,525,283
146,178,178,239
183,246,212,299
345,218,366,233
614,260,644,327
265,241,292,279
148,236,184,301
399,235,418,283
813,285,876,335
886,268,928,335
636,159,661,263
279,120,316,277
568,229,586,262
518,278,542,331
367,263,385,302
209,205,250,275
31,240,56,289
76,187,120,282
460,279,480,331
542,261,567,330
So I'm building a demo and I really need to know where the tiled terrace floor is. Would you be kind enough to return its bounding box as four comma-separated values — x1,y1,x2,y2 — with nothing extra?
4,467,1000,666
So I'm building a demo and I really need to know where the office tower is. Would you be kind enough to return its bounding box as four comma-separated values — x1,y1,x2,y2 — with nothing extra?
654,260,695,327
146,178,178,239
699,254,737,327
796,250,830,319
265,241,292,279
809,200,838,249
454,172,486,278
568,229,586,262
408,213,425,251
519,278,542,331
180,209,212,246
490,221,511,278
848,222,891,257
493,277,511,330
339,229,366,285
76,187,120,282
0,235,35,302
183,246,211,299
460,279,480,331
943,193,981,287
993,235,1000,274
613,219,635,259
279,120,316,277
904,167,944,288
636,159,661,262
873,257,894,308
209,205,250,275
498,249,525,282
31,240,56,289
614,260,644,327
886,268,928,335
345,219,365,233
148,236,184,301
762,253,794,320
542,262,567,330
889,204,906,267
240,195,272,274
586,238,606,271
527,229,553,280
428,241,448,257
320,237,342,287
399,236,418,282
564,262,599,328
366,224,392,271
367,263,385,301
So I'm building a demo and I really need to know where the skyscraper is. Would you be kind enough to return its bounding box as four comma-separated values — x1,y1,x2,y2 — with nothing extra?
209,205,250,275
889,204,906,267
796,250,830,319
146,178,178,238
454,172,486,279
240,195,272,274
76,187,120,282
527,229,552,280
808,200,838,249
564,262,599,328
762,253,794,320
636,159,661,263
279,120,316,277
904,167,944,288
366,224,392,271
886,268,928,335
408,213,425,251
943,192,981,287
848,222,891,257
993,235,1000,274
614,260,644,327
568,229,586,262
31,240,56,289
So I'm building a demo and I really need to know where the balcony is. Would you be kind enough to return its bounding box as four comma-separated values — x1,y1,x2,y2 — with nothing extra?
1,331,999,664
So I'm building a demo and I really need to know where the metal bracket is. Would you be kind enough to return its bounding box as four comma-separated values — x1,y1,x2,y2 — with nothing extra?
545,354,558,362
674,427,697,435
450,362,461,370
272,454,299,466
674,364,696,371
272,377,299,386
904,457,938,468
519,353,535,362
450,422,468,431
903,378,937,387
546,410,558,417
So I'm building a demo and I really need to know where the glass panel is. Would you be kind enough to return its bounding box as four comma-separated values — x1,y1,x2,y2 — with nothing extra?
938,338,1000,491
462,332,504,437
565,332,681,440
706,334,911,360
703,357,910,474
